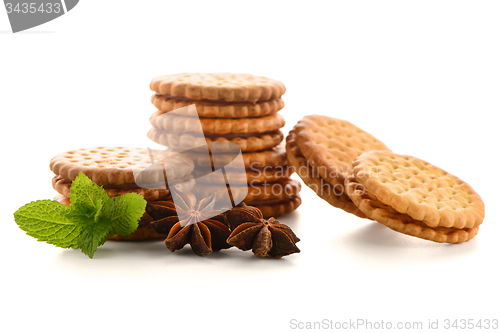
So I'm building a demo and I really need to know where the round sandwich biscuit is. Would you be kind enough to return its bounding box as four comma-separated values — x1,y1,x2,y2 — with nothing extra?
345,151,484,243
50,147,194,186
149,111,285,136
150,73,286,103
151,93,284,118
286,129,367,218
147,127,283,153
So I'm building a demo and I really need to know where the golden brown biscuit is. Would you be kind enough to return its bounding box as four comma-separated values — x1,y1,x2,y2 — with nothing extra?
149,111,285,135
345,175,479,243
349,150,484,229
150,73,286,103
344,151,484,243
151,93,284,118
50,147,194,186
52,175,174,201
286,129,367,218
292,115,390,188
147,127,283,153
250,195,302,218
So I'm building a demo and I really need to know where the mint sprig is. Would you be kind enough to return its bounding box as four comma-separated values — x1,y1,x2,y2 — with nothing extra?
103,194,148,235
78,219,113,258
14,173,147,258
13,200,80,249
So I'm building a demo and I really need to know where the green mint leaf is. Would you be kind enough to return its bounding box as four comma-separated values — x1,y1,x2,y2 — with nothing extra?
14,174,146,258
78,218,112,259
66,200,104,227
69,173,109,210
14,200,81,249
102,193,147,235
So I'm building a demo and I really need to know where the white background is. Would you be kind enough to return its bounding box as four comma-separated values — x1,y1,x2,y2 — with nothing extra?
1,1,499,332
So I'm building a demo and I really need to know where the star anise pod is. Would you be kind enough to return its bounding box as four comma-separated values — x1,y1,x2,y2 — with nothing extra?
146,200,177,221
225,203,300,258
149,190,231,256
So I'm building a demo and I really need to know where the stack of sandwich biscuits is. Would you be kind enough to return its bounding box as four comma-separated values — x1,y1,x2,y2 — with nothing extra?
148,73,301,217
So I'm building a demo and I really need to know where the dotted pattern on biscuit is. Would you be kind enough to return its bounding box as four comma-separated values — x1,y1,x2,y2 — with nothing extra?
151,94,284,118
49,147,194,186
351,150,485,229
150,111,285,135
147,127,283,153
286,130,367,218
345,174,479,243
150,73,286,103
293,115,390,187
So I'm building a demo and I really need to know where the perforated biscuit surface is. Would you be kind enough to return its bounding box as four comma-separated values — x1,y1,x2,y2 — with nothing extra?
345,174,479,243
150,73,286,103
50,147,194,186
293,115,390,187
351,151,484,229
